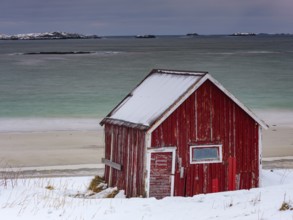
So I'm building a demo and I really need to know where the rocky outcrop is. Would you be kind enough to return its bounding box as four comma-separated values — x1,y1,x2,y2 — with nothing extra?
0,32,100,40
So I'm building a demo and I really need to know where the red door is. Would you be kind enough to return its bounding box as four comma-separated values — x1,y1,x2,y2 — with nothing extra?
149,152,173,199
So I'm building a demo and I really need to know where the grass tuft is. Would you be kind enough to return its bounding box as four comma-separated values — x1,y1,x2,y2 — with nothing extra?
45,185,54,190
279,201,291,211
279,193,293,211
106,189,119,198
88,176,105,193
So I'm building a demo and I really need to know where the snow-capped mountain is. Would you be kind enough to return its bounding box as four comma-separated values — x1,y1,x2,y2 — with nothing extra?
0,32,100,40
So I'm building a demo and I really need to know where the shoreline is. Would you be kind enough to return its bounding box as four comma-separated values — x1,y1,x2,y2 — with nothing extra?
0,109,292,171
0,159,291,179
0,164,105,179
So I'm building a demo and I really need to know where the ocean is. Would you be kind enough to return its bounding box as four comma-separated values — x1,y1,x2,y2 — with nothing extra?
0,35,293,128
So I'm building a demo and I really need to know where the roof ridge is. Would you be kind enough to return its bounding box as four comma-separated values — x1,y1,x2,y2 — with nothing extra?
153,69,208,76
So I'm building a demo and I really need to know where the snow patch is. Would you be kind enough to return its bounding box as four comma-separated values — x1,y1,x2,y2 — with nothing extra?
1,169,293,219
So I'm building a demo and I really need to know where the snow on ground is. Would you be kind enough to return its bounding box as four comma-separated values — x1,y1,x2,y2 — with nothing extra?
1,169,293,220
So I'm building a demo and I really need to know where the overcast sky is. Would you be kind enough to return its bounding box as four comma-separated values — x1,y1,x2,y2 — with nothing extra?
1,0,292,35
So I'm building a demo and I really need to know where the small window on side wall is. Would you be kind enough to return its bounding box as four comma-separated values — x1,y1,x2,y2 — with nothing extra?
190,145,222,164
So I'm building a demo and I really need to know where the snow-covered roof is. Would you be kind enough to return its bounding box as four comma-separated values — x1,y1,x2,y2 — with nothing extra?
101,70,206,129
100,69,268,130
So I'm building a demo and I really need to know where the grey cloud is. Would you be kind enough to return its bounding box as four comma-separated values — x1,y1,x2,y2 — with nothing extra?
0,0,292,35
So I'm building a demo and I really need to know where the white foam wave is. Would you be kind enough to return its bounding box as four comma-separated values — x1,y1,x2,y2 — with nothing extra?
204,51,280,55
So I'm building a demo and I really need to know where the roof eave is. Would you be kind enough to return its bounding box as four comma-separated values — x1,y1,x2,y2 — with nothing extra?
100,117,149,130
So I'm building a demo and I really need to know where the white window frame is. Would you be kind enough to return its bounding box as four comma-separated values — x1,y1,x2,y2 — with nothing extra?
190,144,222,164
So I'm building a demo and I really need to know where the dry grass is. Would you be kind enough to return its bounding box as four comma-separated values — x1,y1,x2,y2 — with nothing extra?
279,193,293,211
86,176,121,198
279,201,291,211
0,166,124,220
87,176,105,193
45,185,54,190
106,189,119,198
0,160,23,189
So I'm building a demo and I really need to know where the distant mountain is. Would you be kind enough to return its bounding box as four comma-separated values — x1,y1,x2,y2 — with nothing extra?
0,32,100,40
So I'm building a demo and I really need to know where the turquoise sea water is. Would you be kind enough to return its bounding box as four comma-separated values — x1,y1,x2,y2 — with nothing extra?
0,35,293,119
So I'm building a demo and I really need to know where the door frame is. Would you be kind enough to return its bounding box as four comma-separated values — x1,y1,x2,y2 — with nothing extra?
146,147,176,198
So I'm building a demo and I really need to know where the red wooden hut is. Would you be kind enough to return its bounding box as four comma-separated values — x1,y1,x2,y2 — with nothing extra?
100,69,268,199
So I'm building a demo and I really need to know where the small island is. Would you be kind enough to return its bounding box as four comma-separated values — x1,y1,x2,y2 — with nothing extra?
0,31,100,40
135,35,156,39
230,32,256,36
186,33,199,37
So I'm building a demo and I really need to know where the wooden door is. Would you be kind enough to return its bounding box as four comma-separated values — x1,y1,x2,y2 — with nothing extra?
149,151,174,199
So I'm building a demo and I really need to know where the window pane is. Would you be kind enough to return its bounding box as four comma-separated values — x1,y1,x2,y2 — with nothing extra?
193,147,219,161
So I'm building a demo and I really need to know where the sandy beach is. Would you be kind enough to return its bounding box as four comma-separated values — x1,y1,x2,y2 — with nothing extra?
257,110,293,158
0,130,104,167
0,110,292,176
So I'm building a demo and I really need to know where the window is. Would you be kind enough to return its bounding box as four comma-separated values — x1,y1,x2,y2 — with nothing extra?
190,145,222,164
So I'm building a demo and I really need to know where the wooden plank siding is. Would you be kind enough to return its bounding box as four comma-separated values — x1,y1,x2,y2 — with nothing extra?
150,80,259,196
104,123,146,197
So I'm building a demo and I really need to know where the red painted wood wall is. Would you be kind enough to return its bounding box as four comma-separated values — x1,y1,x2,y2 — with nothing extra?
151,80,259,196
104,123,146,197
103,79,259,198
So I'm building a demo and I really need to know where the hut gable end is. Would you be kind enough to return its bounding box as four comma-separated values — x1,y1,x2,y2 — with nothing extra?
150,80,261,196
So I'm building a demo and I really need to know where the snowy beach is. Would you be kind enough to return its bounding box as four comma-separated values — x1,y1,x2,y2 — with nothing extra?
1,169,293,219
1,36,292,173
0,91,292,220
0,110,292,174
